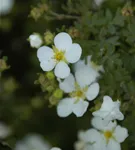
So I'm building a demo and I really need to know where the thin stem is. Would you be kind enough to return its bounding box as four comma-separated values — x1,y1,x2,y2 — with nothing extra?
48,11,79,20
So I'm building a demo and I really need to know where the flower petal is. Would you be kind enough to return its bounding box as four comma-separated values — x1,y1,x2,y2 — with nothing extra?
113,108,124,121
113,125,128,143
54,32,72,51
92,110,109,119
91,117,117,131
14,142,28,150
54,61,70,79
73,60,85,72
100,96,115,111
72,99,89,117
37,46,54,62
40,60,56,71
107,139,121,150
74,140,85,150
75,66,97,88
65,43,82,63
57,98,74,117
84,129,102,143
51,147,61,150
86,82,100,101
59,73,75,93
24,134,50,150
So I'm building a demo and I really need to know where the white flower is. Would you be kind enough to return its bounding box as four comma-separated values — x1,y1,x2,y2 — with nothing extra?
92,117,128,150
74,129,106,150
92,96,124,123
0,122,11,139
94,0,105,6
37,32,82,79
74,55,104,79
29,33,43,48
50,147,61,150
57,66,100,117
0,0,14,15
14,134,50,150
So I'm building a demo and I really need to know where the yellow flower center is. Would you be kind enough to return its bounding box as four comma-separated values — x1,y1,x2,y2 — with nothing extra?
70,83,88,100
54,51,65,61
75,90,84,98
53,46,66,62
104,131,112,141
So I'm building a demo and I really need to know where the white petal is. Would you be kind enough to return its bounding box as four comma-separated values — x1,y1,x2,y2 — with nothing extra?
86,83,100,101
0,123,11,139
91,117,108,130
14,142,28,150
113,125,128,143
51,147,61,150
54,61,70,79
59,73,75,93
73,60,85,72
91,117,117,131
57,98,74,117
74,141,85,150
72,99,89,117
86,55,92,64
40,60,56,71
54,32,72,51
92,110,109,119
65,43,82,63
24,134,50,150
84,129,102,143
77,130,86,141
113,107,124,121
100,96,115,111
37,46,54,62
75,66,97,88
107,139,121,150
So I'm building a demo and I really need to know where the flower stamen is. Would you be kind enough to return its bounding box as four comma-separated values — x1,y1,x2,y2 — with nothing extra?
104,130,113,143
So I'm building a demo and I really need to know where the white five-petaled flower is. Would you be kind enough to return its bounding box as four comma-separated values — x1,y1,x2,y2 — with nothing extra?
37,32,82,79
92,117,128,150
0,0,14,15
0,122,11,139
92,96,124,124
57,65,100,117
74,129,106,150
74,55,104,79
14,134,50,150
29,33,43,48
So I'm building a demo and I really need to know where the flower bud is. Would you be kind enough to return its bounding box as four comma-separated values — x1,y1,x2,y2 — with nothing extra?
49,96,59,106
44,31,54,45
122,7,133,17
68,27,80,39
0,58,9,72
53,89,63,99
29,33,43,48
46,71,55,80
46,85,54,92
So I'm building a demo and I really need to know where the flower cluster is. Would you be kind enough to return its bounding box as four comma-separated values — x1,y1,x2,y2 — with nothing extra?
75,117,128,150
34,32,103,117
27,31,129,149
75,96,128,150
